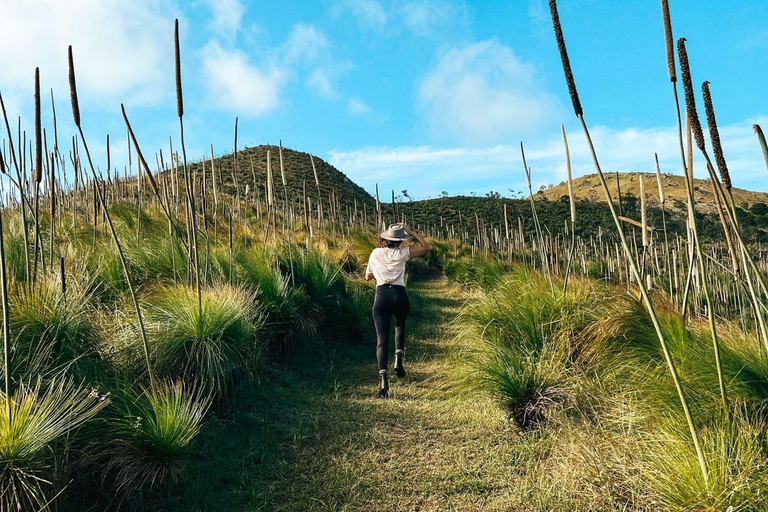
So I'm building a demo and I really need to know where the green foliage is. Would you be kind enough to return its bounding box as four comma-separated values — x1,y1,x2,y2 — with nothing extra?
141,283,263,397
443,256,512,290
233,249,314,353
458,270,599,428
642,408,768,511
0,379,108,511
100,381,210,497
6,273,105,384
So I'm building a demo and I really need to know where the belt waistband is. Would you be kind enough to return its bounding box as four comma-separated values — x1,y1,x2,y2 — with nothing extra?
378,283,405,288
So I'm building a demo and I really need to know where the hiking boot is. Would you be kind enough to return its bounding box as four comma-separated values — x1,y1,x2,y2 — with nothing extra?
393,350,405,377
377,370,389,399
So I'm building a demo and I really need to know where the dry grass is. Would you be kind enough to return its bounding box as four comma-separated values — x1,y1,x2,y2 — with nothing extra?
540,172,768,215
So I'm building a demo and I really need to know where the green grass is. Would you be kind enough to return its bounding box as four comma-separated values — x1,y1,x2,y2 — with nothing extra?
0,378,108,511
98,381,211,499
140,283,264,397
173,277,540,511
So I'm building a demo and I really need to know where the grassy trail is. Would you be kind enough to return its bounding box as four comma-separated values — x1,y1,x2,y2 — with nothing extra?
188,276,520,511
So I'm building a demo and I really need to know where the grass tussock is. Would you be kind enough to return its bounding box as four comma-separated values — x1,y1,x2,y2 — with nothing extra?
457,261,768,509
0,379,108,511
99,381,211,497
7,272,104,383
142,283,263,397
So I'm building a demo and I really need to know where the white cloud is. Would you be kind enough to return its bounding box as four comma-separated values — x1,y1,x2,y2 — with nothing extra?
333,0,387,30
0,0,177,108
400,1,466,37
347,97,371,115
202,0,245,39
200,40,285,115
308,69,338,99
283,24,329,63
328,116,768,199
200,23,346,113
418,40,564,146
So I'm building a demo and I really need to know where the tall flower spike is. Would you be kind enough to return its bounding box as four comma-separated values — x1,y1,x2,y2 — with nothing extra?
548,0,582,116
68,46,80,128
754,124,768,171
175,19,183,118
677,38,704,151
661,0,676,82
34,67,42,184
702,81,731,190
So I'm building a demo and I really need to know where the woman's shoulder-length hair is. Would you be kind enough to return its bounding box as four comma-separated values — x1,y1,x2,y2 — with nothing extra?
379,238,402,249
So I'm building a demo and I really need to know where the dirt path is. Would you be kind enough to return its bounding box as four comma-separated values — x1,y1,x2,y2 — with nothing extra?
187,276,520,512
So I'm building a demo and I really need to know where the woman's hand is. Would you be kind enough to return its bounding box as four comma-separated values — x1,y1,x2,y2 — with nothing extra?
397,222,415,235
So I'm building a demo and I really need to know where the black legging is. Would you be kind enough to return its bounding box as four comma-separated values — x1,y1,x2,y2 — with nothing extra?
372,284,410,372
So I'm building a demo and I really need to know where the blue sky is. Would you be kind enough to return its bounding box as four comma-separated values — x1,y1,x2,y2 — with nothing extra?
1,0,766,199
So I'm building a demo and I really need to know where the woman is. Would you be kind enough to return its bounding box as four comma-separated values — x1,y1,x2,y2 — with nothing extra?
365,223,432,398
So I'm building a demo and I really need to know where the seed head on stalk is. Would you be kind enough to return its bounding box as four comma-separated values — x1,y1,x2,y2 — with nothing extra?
755,124,768,171
548,0,709,486
548,0,582,116
702,81,731,190
654,153,665,204
34,68,42,185
677,38,705,151
661,0,676,82
279,140,286,187
175,19,183,118
68,46,80,128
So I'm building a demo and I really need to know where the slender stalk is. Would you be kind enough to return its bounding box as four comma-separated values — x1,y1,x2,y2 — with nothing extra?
33,68,42,282
0,93,30,285
0,207,10,422
562,125,576,293
755,124,768,172
174,19,201,317
521,142,554,295
549,0,708,484
655,154,673,301
677,39,730,412
69,45,155,387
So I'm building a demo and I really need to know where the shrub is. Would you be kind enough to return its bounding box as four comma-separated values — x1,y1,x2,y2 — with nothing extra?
99,381,211,498
141,283,263,397
0,379,108,511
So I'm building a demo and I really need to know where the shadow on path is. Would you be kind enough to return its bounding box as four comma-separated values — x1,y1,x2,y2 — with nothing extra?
185,276,516,512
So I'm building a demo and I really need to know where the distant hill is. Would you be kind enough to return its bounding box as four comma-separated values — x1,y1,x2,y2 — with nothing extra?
538,172,768,215
177,155,768,244
407,188,768,245
185,145,375,213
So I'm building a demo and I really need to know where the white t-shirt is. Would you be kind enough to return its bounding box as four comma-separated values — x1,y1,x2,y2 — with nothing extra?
365,247,410,286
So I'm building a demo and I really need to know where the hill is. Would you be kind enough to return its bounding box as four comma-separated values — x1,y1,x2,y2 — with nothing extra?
407,192,768,244
184,145,375,214
539,172,768,215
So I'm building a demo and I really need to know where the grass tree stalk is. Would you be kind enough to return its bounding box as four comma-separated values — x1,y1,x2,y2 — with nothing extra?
548,0,709,484
755,124,768,172
174,19,202,318
702,81,768,352
655,154,674,301
521,142,554,295
676,39,733,412
33,68,42,283
279,141,295,286
69,45,155,388
0,207,10,423
561,125,576,294
122,105,187,253
1,94,31,286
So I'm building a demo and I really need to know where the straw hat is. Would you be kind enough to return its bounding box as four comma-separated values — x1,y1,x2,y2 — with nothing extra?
380,224,412,241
